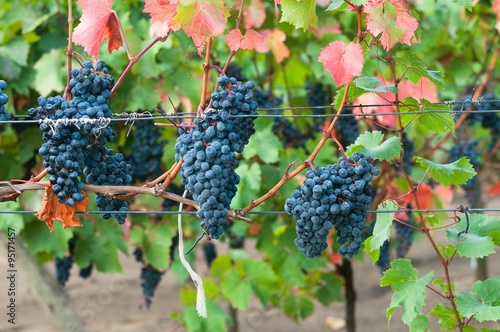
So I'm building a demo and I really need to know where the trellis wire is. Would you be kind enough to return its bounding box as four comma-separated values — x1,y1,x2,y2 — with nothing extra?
3,99,500,125
1,207,500,215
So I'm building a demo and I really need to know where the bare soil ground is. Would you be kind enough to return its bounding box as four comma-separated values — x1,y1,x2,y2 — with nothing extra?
1,206,500,332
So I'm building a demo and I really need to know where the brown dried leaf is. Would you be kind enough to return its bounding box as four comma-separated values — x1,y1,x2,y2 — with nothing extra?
36,185,88,231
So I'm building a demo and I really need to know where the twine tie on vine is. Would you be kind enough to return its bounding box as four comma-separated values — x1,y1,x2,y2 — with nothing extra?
177,190,207,318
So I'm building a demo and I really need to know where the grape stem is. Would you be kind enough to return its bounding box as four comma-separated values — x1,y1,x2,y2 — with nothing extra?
0,181,254,224
110,35,167,98
241,82,351,214
64,0,74,100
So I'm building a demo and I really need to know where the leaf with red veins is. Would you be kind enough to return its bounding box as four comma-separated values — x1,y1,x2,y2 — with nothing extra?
318,41,364,87
255,29,290,64
73,0,123,59
173,0,228,49
365,0,418,51
226,29,265,52
143,0,180,38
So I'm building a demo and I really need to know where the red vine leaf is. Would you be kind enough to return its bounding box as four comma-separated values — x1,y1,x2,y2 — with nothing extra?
398,78,439,103
255,29,290,64
143,0,180,37
329,253,342,265
274,0,281,17
172,0,228,50
493,0,500,33
233,0,266,29
72,0,123,59
36,185,88,231
489,180,500,196
318,41,364,87
226,29,265,52
365,0,418,51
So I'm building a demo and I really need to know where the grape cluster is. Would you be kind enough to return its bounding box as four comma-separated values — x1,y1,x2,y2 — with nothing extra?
140,264,165,308
55,256,73,286
133,246,166,308
455,92,500,134
30,95,87,205
203,242,217,267
306,82,328,130
54,236,77,286
395,219,414,259
254,88,309,148
401,133,415,175
447,139,479,204
334,109,359,147
175,76,258,239
30,60,132,223
0,80,13,129
129,119,166,181
376,240,391,273
285,153,380,258
79,263,93,279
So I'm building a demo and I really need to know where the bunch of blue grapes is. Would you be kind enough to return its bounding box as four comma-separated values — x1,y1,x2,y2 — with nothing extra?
79,263,93,279
175,76,257,239
55,256,73,286
395,216,414,259
401,133,415,175
203,242,217,267
334,109,360,147
254,88,308,148
30,60,132,223
133,246,166,308
30,95,87,206
140,264,164,308
54,236,77,286
447,139,479,204
129,119,166,181
83,146,132,224
306,82,328,130
455,92,500,134
285,152,380,258
0,80,13,129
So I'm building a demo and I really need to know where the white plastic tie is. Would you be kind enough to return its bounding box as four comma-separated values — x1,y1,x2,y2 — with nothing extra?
178,190,207,318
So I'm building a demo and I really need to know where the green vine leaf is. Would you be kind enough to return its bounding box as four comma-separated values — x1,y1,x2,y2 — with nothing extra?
413,156,477,187
380,259,434,326
456,278,500,322
280,0,318,30
451,0,473,11
326,0,348,12
394,52,444,88
409,315,429,332
346,131,402,161
446,231,495,259
416,99,454,134
221,269,253,310
354,77,398,93
429,304,460,330
364,200,397,263
446,214,499,259
242,121,282,163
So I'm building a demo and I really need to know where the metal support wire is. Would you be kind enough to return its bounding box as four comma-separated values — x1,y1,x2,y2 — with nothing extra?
3,98,500,125
1,207,500,215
